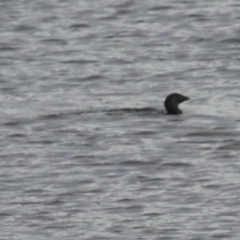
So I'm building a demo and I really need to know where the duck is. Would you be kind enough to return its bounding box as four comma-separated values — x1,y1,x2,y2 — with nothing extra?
164,93,189,114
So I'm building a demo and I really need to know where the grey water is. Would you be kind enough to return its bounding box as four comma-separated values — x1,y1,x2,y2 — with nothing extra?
1,0,240,239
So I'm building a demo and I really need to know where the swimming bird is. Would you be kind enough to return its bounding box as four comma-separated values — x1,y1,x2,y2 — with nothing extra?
164,93,189,114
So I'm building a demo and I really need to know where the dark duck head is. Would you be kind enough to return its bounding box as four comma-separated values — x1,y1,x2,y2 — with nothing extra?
164,93,189,114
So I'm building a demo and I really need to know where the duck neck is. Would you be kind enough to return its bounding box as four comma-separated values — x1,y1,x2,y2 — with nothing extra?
167,107,182,115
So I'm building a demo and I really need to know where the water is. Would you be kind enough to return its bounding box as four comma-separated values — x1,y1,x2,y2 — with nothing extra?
1,0,240,239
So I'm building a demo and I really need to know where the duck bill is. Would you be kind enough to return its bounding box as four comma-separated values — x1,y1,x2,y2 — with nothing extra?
182,95,189,102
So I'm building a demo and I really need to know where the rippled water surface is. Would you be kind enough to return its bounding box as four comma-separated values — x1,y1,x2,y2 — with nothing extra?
1,0,240,239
